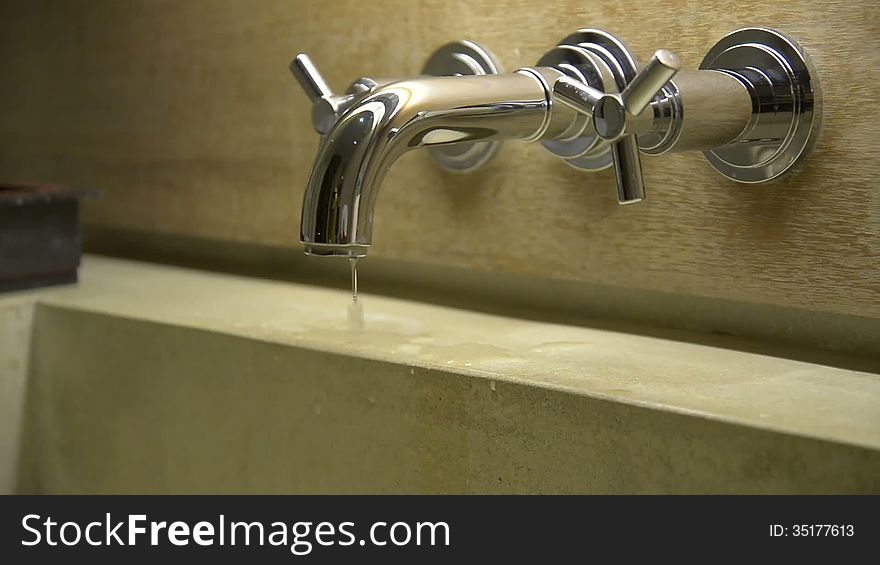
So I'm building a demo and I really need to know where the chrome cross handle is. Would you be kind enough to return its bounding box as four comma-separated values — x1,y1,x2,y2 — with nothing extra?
289,54,341,135
290,54,384,135
552,50,681,203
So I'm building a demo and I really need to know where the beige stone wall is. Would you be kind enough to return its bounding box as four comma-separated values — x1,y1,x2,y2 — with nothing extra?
0,1,878,322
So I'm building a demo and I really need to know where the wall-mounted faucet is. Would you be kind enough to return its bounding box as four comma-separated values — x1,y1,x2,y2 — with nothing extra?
290,43,577,258
291,28,819,258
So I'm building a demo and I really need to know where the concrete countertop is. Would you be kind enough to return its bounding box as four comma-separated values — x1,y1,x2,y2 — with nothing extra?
8,254,878,453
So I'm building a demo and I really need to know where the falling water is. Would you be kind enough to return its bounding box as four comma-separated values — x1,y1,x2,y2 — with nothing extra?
347,257,364,330
350,257,358,303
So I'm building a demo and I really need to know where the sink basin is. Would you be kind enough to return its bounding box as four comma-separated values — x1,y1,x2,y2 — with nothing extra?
3,256,879,493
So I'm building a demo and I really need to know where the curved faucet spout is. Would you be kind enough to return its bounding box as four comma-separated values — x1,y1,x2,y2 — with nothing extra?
300,71,563,257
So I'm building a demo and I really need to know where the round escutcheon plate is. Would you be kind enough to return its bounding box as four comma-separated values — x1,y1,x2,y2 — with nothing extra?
700,28,821,183
421,41,502,173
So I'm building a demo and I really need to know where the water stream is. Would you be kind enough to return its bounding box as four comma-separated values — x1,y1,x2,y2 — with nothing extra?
347,257,364,330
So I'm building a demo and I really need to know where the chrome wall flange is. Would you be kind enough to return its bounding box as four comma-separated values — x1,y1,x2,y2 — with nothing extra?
700,28,821,183
421,40,502,173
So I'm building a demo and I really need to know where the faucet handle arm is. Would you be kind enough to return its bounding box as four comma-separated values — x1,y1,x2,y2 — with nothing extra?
608,136,645,204
552,75,604,117
290,54,333,103
620,49,680,116
291,53,357,136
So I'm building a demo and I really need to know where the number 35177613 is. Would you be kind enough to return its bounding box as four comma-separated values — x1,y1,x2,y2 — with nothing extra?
770,524,854,537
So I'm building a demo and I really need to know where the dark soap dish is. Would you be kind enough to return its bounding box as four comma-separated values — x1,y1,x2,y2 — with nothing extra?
0,183,97,293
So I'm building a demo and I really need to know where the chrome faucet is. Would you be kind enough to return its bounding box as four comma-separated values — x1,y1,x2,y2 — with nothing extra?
291,28,819,258
290,45,578,258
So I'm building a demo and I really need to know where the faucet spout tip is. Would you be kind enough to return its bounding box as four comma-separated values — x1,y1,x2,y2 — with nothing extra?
302,242,369,258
